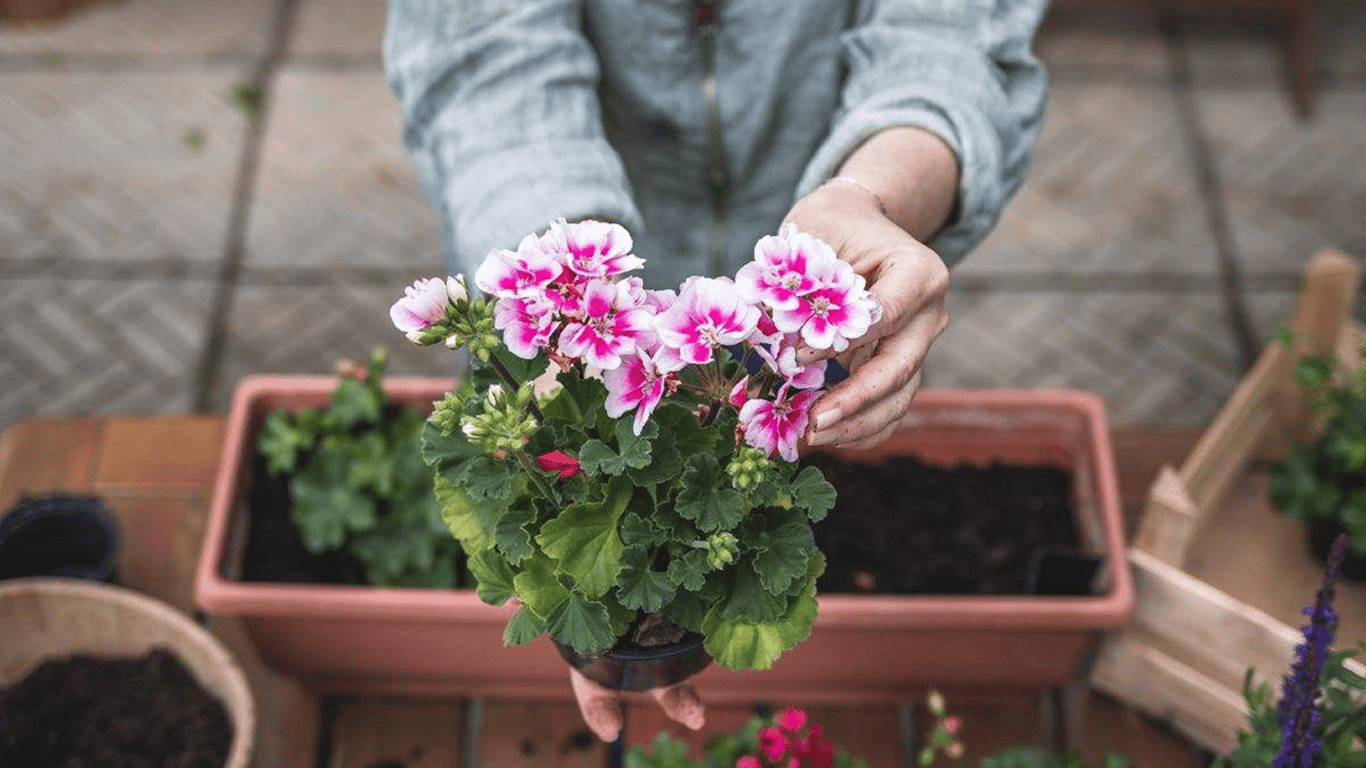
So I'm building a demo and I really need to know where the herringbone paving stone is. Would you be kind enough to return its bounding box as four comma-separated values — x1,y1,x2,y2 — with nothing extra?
243,70,445,270
0,0,275,61
205,277,462,412
923,289,1243,426
0,276,214,431
956,82,1221,277
0,71,250,265
1036,3,1169,82
1193,88,1366,278
289,0,386,64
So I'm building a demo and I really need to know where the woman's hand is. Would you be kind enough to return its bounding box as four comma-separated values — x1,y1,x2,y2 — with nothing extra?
786,182,948,450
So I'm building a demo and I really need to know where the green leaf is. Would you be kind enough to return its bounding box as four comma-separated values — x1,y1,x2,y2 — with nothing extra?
257,409,314,475
701,553,823,671
790,466,837,522
434,475,496,552
512,553,571,619
503,605,546,646
624,732,700,768
536,476,632,597
666,548,710,592
545,592,616,655
454,455,519,505
662,590,708,633
578,440,622,476
616,546,675,614
468,548,517,605
677,453,745,532
652,402,716,457
751,507,817,596
330,375,383,429
344,431,393,497
620,511,668,548
495,506,537,565
420,418,479,469
626,425,682,487
291,448,377,553
717,559,789,624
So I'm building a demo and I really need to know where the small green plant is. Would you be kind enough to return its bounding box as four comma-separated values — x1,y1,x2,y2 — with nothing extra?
256,346,460,588
1268,328,1366,560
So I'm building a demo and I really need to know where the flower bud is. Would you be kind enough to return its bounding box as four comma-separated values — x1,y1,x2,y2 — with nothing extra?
704,532,739,570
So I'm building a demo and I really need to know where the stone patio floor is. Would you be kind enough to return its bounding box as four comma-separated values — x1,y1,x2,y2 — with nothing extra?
2,1,1364,429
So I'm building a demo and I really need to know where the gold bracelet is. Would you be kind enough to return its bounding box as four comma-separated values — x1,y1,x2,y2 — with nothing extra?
825,175,888,217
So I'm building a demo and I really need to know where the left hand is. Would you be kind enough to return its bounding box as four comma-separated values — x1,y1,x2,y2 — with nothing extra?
785,180,949,450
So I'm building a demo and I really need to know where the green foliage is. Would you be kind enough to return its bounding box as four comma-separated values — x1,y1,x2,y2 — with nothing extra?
255,347,461,588
1269,331,1366,558
417,319,832,669
1214,641,1366,768
977,748,1133,768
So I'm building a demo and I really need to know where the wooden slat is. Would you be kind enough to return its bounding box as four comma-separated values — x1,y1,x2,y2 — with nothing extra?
1079,691,1203,768
92,416,225,491
0,416,105,508
105,492,207,613
1108,426,1202,531
475,700,607,768
918,691,1040,767
212,617,322,768
328,697,464,768
802,703,906,767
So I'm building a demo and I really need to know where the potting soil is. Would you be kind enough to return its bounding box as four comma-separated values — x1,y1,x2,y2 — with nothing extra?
804,453,1078,594
0,648,232,768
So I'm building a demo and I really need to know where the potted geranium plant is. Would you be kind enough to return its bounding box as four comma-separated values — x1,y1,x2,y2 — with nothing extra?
1269,329,1366,580
391,219,874,684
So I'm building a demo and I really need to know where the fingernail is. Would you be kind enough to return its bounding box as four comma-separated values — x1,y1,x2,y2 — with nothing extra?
813,407,841,433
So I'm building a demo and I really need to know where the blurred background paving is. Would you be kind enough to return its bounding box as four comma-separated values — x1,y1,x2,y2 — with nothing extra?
2,0,1364,431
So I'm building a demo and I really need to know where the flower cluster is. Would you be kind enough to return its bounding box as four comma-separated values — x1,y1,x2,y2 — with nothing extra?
741,707,836,768
390,220,863,672
448,219,880,461
1274,532,1346,768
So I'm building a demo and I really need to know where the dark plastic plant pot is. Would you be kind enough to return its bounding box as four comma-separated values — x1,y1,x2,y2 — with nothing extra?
1308,519,1366,581
553,634,711,692
0,495,120,582
1024,544,1103,597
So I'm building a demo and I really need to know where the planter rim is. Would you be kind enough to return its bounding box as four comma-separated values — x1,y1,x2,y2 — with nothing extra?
195,377,1132,631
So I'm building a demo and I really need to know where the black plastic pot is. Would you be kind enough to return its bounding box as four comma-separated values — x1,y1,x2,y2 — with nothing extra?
0,494,120,582
1308,519,1366,581
1024,544,1103,597
554,633,711,692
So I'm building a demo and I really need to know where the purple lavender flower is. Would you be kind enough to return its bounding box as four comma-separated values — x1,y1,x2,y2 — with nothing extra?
1273,532,1347,768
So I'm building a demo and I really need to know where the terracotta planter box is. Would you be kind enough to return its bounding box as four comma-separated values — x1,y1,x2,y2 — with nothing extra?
1090,249,1366,754
195,377,1132,701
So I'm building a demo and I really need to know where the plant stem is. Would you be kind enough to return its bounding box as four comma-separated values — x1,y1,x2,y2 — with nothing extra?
515,450,560,506
488,354,545,421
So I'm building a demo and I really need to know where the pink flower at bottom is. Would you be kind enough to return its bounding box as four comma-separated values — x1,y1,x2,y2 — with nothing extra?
758,725,789,762
736,757,762,768
738,387,822,462
778,707,808,733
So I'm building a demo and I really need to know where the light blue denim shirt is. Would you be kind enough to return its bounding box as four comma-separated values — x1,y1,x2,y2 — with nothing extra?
384,0,1048,289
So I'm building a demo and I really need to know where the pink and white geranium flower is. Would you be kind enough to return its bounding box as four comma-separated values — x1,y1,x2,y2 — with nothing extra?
735,223,825,311
492,294,556,359
389,276,465,341
557,279,656,370
756,333,827,390
603,349,675,435
655,276,760,365
770,258,881,352
550,219,644,279
474,244,563,300
738,385,822,462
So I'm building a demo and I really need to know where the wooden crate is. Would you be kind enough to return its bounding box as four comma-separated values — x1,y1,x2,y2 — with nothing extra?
1090,249,1366,754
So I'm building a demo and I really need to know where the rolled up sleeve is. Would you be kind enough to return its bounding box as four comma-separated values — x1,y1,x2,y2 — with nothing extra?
384,0,641,275
796,0,1049,266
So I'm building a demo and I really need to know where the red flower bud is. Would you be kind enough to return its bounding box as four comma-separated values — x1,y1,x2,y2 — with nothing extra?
536,450,582,480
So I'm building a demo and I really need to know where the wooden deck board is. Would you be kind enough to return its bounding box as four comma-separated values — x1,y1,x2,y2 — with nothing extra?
0,415,1214,768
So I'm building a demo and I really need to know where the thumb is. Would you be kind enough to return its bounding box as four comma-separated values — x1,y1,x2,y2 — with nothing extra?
651,681,706,731
569,668,623,742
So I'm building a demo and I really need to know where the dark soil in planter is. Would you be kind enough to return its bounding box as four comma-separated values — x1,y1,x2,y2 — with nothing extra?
803,453,1079,595
0,648,233,768
240,453,367,584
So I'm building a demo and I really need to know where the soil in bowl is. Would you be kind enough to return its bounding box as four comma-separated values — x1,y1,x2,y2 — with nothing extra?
0,647,233,768
803,452,1081,595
